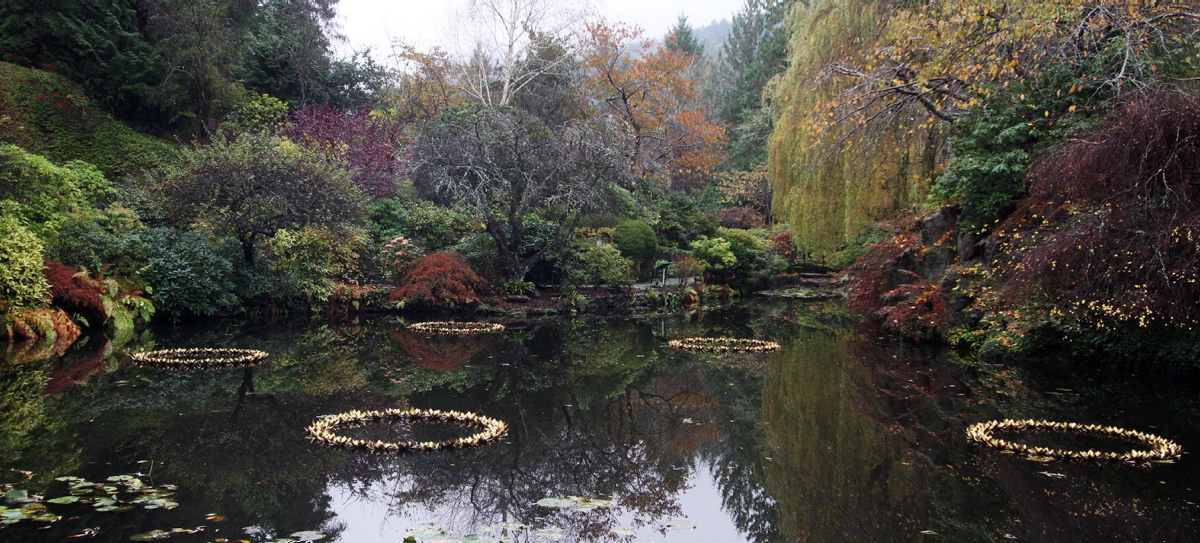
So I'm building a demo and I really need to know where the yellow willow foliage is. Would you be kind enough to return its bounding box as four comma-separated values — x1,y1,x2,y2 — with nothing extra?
767,0,1190,254
768,0,943,254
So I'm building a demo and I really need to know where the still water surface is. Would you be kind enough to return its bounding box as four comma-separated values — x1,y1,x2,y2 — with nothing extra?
2,298,1199,542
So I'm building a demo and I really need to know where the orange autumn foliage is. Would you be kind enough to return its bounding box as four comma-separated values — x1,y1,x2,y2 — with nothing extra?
582,22,726,189
388,252,488,307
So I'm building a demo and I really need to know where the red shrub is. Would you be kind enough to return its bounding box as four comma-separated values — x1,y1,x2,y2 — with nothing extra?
997,90,1200,325
389,253,487,307
874,272,949,341
770,232,799,265
846,231,919,315
44,261,107,326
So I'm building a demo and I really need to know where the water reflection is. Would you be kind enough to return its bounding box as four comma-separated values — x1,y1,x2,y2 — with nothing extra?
2,301,1199,542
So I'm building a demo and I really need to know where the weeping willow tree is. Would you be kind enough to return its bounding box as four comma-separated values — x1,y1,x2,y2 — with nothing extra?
769,0,1200,257
768,0,944,255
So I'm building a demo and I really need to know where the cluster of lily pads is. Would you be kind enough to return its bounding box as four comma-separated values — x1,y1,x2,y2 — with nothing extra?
409,321,506,335
1,473,178,528
667,337,781,354
306,408,508,452
131,347,269,369
967,419,1184,462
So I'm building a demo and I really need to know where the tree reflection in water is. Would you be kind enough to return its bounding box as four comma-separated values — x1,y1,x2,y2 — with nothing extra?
6,300,1199,543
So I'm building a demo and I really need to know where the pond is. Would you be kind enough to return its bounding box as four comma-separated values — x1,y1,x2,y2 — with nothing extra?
2,298,1199,543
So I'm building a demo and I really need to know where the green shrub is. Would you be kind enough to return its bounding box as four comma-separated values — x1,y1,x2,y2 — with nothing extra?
224,92,288,135
137,227,239,319
0,212,48,309
369,196,471,252
265,226,368,303
557,239,634,289
656,193,719,248
615,219,657,275
690,237,736,271
45,205,145,273
720,227,775,278
0,144,103,230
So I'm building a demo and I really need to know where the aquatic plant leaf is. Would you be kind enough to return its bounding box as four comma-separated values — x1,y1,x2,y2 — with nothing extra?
129,529,172,541
205,513,228,522
4,489,29,503
55,476,83,482
610,526,636,536
20,502,48,513
662,519,696,531
408,522,449,537
462,535,500,543
290,531,326,541
47,496,81,505
107,475,134,482
533,527,566,541
500,523,527,531
535,498,576,508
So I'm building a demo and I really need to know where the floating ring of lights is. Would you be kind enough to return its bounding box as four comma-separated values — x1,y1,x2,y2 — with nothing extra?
408,321,505,335
967,419,1183,463
306,408,509,452
668,337,781,354
131,348,269,369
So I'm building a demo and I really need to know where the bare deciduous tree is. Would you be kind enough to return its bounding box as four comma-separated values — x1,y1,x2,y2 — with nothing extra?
451,0,593,106
411,105,633,279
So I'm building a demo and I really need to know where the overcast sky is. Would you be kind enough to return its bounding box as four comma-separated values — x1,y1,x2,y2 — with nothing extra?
334,0,744,58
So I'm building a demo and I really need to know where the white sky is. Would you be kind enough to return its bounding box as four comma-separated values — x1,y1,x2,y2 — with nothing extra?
334,0,743,58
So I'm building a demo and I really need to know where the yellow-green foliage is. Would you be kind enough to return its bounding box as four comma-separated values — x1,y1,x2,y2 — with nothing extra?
0,62,175,177
224,91,289,135
0,143,110,231
767,0,942,254
0,211,48,310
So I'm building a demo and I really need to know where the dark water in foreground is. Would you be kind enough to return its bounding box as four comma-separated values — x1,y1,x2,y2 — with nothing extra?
2,298,1199,543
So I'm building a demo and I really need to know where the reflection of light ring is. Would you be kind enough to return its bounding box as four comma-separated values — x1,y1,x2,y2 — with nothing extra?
131,348,268,369
408,321,505,335
306,408,508,452
967,419,1183,462
667,337,781,353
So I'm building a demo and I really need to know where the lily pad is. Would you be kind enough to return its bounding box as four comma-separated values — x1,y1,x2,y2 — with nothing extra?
291,531,327,541
535,496,616,512
129,530,172,541
47,496,81,505
610,526,636,536
662,519,696,531
462,535,501,543
535,497,576,508
408,522,450,538
534,527,566,541
4,489,29,503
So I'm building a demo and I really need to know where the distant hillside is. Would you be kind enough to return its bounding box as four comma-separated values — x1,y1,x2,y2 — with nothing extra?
694,19,732,57
0,62,175,177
